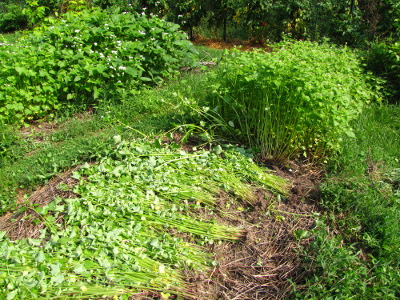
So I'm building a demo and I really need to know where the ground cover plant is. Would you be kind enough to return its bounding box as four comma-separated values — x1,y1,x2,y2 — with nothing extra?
293,104,400,298
199,41,381,162
0,7,195,124
0,137,288,298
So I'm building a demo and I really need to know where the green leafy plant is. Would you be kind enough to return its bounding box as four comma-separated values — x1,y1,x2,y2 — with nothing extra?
0,8,195,125
294,218,400,299
295,105,400,298
199,41,381,162
364,40,400,103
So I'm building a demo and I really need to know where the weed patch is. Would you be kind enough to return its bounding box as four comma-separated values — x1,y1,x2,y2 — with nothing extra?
295,105,400,298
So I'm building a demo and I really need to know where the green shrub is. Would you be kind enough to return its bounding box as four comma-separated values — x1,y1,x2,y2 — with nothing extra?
0,4,28,33
0,8,195,124
200,41,380,162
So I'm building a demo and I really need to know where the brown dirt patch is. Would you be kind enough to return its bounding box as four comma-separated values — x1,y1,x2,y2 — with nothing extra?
20,119,58,144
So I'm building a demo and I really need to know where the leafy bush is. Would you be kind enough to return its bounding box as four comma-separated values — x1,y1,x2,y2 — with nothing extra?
295,219,400,299
0,4,29,33
200,41,380,162
0,8,195,124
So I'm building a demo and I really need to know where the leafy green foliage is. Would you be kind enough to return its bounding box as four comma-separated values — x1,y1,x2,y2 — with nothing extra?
295,105,400,298
364,40,400,103
0,61,216,215
0,8,195,124
0,3,29,33
0,130,114,214
295,219,400,299
0,138,287,298
200,41,381,162
0,124,30,168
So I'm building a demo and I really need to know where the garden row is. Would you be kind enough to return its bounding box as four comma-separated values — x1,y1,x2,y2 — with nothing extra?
0,6,399,299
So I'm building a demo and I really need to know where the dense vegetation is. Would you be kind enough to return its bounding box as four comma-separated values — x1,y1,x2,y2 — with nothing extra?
2,0,399,44
0,0,399,299
0,8,194,124
199,42,380,161
295,105,400,299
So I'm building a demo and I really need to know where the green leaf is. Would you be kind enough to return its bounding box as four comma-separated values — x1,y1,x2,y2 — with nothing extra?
113,135,122,144
52,273,64,284
6,290,18,300
214,145,223,155
294,230,311,241
36,251,46,263
50,263,61,276
73,264,86,274
93,87,100,99
125,67,138,76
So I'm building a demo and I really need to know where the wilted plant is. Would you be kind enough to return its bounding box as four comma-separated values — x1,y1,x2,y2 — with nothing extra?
0,138,287,298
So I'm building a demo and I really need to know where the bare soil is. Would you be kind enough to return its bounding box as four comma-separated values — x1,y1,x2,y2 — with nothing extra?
192,36,270,52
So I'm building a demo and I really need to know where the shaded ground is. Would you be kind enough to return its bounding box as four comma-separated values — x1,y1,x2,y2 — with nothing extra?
192,36,270,52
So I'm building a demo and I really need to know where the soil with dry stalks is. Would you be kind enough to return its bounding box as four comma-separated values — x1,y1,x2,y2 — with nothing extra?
187,160,323,300
0,168,79,240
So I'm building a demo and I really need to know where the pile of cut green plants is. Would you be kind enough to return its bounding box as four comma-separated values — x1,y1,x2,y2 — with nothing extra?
199,41,382,162
0,7,195,125
0,136,288,298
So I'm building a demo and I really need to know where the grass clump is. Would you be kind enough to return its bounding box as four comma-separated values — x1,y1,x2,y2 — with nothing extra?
294,104,400,299
0,138,287,298
200,41,381,162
